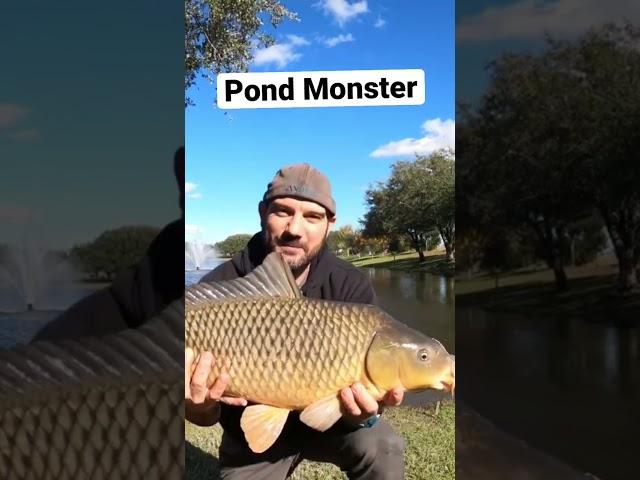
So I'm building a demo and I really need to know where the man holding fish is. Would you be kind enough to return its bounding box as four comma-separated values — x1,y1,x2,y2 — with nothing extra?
185,164,454,479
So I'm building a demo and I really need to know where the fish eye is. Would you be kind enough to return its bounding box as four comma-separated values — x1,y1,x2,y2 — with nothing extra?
417,349,429,362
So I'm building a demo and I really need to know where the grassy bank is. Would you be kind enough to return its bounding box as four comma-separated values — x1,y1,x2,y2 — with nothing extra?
346,249,454,276
186,402,454,480
456,259,640,323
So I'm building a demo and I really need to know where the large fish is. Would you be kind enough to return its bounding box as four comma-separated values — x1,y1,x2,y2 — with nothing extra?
0,302,184,479
186,252,455,453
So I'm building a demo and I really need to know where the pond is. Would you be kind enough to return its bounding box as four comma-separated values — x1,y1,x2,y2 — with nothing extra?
457,306,639,480
0,284,101,348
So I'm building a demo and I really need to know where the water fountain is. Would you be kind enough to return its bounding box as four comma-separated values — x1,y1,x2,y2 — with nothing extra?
0,239,81,347
185,240,218,271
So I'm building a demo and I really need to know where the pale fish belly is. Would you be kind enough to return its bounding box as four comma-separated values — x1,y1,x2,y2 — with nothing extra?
185,297,382,409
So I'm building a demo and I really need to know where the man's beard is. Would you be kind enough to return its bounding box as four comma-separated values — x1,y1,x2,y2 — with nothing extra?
264,230,327,276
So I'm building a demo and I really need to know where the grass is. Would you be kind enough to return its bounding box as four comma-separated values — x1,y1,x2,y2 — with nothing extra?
186,401,455,480
455,257,620,295
345,249,454,276
456,259,640,324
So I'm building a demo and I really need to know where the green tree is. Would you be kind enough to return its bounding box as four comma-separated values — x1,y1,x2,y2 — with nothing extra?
185,0,297,105
551,23,640,290
326,230,340,254
461,22,640,292
71,226,160,280
458,48,593,291
214,234,252,257
362,151,455,262
334,225,359,257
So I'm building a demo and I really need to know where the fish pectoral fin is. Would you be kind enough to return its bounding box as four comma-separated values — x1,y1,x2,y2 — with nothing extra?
240,404,291,453
299,395,343,432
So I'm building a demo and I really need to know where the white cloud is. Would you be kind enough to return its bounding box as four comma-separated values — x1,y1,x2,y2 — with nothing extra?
370,118,455,158
185,182,203,199
374,17,386,28
186,224,203,236
253,36,310,68
318,0,368,27
323,33,355,47
286,34,310,46
457,0,640,42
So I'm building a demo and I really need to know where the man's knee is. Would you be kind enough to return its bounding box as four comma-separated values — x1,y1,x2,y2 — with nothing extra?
344,421,405,470
377,431,405,457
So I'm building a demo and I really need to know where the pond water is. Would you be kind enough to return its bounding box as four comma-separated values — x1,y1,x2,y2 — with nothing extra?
0,285,100,348
457,306,639,480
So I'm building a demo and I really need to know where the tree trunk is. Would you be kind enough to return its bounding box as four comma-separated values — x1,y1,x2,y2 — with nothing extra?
408,230,425,262
599,205,639,292
438,225,455,262
552,256,568,291
617,253,639,292
531,215,569,291
445,244,455,262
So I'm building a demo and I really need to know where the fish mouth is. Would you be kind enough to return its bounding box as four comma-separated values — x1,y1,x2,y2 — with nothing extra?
434,369,455,394
438,380,455,394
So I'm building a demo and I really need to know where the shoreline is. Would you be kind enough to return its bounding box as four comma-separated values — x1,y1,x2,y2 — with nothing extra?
346,250,455,276
456,262,639,323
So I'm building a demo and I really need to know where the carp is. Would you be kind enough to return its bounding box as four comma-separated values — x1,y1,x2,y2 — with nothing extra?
185,252,455,453
0,302,184,479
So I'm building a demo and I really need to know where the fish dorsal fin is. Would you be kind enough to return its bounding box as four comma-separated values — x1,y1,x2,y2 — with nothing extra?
186,252,301,306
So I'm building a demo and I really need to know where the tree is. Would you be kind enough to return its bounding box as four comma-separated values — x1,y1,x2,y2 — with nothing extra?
334,225,359,257
71,226,160,280
185,0,297,105
362,151,455,262
551,23,640,291
458,49,595,291
214,233,252,257
417,151,455,260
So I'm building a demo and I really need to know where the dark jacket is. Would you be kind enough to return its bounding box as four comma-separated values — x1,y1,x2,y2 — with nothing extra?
199,232,378,442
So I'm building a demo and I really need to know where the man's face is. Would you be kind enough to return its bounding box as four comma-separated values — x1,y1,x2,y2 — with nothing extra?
260,197,335,274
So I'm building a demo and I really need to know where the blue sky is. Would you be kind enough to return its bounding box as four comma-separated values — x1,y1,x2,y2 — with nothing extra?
456,0,640,104
186,0,455,245
1,1,183,250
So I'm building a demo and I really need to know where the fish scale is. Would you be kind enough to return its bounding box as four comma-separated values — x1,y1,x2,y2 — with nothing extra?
186,297,383,409
0,302,184,479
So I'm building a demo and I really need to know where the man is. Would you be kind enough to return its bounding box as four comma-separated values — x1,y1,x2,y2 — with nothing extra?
185,163,406,480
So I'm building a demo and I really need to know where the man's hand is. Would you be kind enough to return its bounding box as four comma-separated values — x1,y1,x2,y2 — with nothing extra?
339,383,405,425
185,348,247,426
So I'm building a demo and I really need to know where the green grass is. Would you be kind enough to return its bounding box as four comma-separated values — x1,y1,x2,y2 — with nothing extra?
186,402,455,480
456,259,640,323
455,257,619,295
345,250,454,276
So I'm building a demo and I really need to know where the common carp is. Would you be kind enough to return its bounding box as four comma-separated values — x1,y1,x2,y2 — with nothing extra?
185,252,455,453
0,302,184,479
